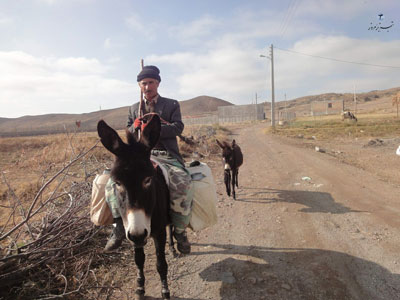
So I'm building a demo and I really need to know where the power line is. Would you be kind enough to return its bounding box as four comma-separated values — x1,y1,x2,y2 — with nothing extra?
280,0,296,37
275,46,400,69
280,0,300,38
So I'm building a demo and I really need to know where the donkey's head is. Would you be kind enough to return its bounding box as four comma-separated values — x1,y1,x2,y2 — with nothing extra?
97,114,161,248
216,139,236,170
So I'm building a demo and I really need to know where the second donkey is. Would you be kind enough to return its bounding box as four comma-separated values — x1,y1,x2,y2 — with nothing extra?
216,139,243,199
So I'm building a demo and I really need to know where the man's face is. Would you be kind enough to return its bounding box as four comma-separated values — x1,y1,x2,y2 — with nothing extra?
139,78,159,100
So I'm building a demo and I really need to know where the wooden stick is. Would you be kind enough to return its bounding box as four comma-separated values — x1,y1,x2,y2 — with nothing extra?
138,59,144,139
138,59,144,118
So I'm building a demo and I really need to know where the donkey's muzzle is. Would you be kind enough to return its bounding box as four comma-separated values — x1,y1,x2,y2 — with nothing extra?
127,229,148,248
125,209,151,248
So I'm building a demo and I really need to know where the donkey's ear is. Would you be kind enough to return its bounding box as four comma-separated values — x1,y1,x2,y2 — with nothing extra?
216,139,224,149
140,114,161,149
232,139,236,147
126,128,138,145
97,120,127,157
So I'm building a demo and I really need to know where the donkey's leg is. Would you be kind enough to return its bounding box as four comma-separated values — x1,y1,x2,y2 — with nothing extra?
154,230,170,300
134,247,146,300
224,169,231,197
232,169,236,200
235,169,239,187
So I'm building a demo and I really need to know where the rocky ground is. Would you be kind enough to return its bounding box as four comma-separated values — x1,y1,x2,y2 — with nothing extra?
100,122,400,300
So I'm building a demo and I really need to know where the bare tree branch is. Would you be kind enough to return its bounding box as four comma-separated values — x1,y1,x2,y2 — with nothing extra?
0,141,99,242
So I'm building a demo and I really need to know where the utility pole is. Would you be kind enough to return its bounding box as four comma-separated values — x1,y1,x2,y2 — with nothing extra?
255,92,258,120
270,44,276,128
284,93,288,121
260,44,275,127
353,84,357,114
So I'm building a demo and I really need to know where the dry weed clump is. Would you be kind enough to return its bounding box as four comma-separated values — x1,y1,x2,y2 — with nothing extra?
179,124,231,160
0,131,112,211
0,129,118,300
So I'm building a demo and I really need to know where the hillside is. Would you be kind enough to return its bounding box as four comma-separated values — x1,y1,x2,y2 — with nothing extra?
0,96,233,137
1,86,399,137
271,86,400,117
180,96,233,116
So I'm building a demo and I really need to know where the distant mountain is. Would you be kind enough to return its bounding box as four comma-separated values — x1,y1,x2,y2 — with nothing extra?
1,86,399,137
283,87,400,108
180,96,233,116
267,86,400,117
0,96,233,137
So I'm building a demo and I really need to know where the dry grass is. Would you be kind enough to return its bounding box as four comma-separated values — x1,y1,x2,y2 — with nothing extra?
0,131,112,215
268,114,400,140
179,124,232,160
0,129,115,299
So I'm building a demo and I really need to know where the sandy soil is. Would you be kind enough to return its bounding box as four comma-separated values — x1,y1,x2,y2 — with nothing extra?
103,122,400,300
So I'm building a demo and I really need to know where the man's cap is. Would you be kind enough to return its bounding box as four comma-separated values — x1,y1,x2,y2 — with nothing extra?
137,65,161,82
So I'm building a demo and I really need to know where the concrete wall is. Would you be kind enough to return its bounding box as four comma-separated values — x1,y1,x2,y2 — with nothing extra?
218,103,265,124
182,114,218,126
182,103,266,126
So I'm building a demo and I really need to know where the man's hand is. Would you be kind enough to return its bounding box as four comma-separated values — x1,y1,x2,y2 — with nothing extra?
133,118,142,130
134,113,165,132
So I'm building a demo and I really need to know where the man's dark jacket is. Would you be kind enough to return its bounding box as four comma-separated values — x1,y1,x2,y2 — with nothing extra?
127,95,185,166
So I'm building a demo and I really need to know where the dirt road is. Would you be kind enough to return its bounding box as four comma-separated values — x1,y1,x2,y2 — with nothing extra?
109,122,400,300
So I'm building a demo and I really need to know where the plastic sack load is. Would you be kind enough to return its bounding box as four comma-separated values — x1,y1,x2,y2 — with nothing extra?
90,163,218,230
90,172,114,226
187,162,218,231
396,145,400,156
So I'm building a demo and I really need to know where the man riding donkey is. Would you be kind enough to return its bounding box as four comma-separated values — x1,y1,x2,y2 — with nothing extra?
104,65,193,254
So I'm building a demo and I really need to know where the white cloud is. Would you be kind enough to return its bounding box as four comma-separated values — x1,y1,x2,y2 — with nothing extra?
147,45,267,103
153,6,400,103
103,38,112,49
168,9,322,49
147,35,400,104
125,13,157,40
0,14,13,25
126,13,145,31
103,37,124,50
273,35,400,97
55,57,107,74
106,56,121,64
2,2,400,118
0,51,136,118
295,0,369,19
169,15,221,44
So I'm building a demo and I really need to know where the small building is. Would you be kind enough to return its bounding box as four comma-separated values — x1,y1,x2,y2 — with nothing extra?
310,100,343,116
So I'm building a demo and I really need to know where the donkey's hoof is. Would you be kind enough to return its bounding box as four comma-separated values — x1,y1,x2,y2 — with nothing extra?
169,246,178,258
135,288,145,300
134,293,145,300
162,291,171,299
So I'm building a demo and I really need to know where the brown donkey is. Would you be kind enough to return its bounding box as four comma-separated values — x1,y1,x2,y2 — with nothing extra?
216,139,243,199
97,114,171,300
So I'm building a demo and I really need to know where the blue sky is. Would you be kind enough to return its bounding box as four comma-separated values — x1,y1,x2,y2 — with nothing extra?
0,0,399,118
